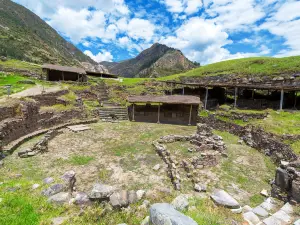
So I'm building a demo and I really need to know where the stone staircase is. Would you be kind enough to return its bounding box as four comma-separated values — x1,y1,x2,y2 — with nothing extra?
94,82,128,121
243,197,299,225
98,107,128,121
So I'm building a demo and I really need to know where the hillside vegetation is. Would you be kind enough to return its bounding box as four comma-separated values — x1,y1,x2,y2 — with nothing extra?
0,0,94,66
159,56,300,81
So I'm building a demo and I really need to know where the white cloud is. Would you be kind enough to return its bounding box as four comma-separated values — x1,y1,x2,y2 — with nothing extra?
205,0,265,31
127,18,156,42
84,50,113,62
161,0,203,14
260,1,300,57
13,0,129,18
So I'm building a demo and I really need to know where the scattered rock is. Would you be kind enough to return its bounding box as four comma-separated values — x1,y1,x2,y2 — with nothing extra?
48,192,70,205
136,190,145,200
128,190,137,204
210,189,240,209
231,206,243,214
0,160,4,168
294,219,300,225
238,140,243,145
242,205,253,213
260,189,269,197
194,183,206,192
74,192,91,206
252,206,269,217
243,211,261,225
44,177,54,184
141,216,150,225
15,174,22,178
171,195,189,211
109,190,129,208
32,184,40,190
89,183,115,199
51,217,68,225
153,164,160,171
42,184,65,197
149,203,197,225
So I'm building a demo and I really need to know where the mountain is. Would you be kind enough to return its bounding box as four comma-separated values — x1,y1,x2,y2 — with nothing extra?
0,0,95,66
100,43,199,78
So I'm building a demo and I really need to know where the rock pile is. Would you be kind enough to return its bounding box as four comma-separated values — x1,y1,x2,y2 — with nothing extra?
271,161,300,203
18,130,60,158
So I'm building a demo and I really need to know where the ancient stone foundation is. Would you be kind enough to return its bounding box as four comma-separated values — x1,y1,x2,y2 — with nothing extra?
271,161,300,204
18,130,61,158
153,123,226,190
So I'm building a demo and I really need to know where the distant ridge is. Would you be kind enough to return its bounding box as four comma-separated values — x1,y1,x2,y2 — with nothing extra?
100,43,200,78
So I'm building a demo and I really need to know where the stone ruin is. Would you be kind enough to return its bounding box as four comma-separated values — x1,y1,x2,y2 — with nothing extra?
153,123,226,191
271,160,300,204
18,130,61,158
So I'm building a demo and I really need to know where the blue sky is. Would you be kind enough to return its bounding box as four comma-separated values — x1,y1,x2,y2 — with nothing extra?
13,0,300,65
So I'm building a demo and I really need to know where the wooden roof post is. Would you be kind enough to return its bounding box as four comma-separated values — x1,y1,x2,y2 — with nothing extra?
171,83,173,95
188,104,192,126
132,104,135,121
204,87,208,110
62,71,64,81
294,91,298,109
280,89,284,111
182,86,185,95
157,103,161,124
234,87,238,108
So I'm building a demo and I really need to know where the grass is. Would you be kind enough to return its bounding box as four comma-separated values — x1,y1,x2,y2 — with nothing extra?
290,141,300,155
159,56,300,81
69,155,95,165
249,110,300,135
213,130,276,206
0,73,36,96
61,91,77,104
40,104,75,112
0,59,42,74
186,198,242,224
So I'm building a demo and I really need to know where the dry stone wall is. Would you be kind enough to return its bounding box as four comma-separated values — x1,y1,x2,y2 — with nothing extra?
199,115,297,163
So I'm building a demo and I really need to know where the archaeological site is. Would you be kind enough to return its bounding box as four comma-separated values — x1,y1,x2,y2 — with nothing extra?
1,0,300,224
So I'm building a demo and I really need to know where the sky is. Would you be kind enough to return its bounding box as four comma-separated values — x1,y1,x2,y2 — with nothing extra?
13,0,300,65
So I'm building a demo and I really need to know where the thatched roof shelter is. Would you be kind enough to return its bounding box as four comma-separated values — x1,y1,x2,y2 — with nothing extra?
42,64,86,74
128,95,201,105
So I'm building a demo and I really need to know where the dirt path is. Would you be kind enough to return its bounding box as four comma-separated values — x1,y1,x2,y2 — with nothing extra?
10,84,62,98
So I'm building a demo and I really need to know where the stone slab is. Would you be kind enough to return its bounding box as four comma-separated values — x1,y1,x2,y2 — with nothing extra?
67,125,91,132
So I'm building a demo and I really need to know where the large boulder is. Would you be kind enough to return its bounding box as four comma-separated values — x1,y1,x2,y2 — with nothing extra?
210,189,240,209
89,183,115,200
74,192,91,206
149,203,197,225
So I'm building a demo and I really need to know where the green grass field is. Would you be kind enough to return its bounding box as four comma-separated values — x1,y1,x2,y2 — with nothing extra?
159,56,300,81
0,73,36,96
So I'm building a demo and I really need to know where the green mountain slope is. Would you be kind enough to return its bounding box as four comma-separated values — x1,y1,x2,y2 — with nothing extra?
101,43,199,78
0,0,95,66
159,56,300,81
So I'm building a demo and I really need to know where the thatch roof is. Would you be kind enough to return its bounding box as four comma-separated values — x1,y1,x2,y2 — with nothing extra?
42,64,86,74
128,95,201,105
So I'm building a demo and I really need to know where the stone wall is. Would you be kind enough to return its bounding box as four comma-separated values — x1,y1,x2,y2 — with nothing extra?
199,115,297,163
0,104,19,121
0,100,84,146
30,90,68,106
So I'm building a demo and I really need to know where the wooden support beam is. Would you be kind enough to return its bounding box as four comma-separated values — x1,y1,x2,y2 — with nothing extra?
182,87,185,95
204,87,209,110
280,89,284,110
294,91,298,109
157,103,161,124
188,105,192,126
132,104,135,121
170,83,173,95
62,71,64,81
252,89,254,100
234,87,238,108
